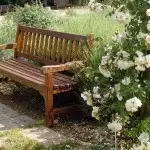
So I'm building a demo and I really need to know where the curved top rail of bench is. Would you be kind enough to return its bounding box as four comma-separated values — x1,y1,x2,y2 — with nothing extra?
18,24,90,41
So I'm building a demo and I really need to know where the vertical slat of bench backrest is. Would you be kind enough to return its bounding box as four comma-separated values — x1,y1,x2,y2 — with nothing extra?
62,39,68,63
15,24,93,64
31,33,37,55
44,35,49,58
56,38,63,62
67,40,74,62
52,37,58,61
15,24,24,58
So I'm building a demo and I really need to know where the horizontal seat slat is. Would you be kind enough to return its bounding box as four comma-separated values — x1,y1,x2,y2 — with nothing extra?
0,58,75,92
1,60,69,88
0,61,44,83
10,58,76,84
0,63,45,92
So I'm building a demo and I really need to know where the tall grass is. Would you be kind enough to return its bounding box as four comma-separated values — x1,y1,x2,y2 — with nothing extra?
0,20,16,44
0,9,124,44
53,12,124,43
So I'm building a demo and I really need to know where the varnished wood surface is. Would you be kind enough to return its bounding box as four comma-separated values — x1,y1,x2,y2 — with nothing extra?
0,58,76,93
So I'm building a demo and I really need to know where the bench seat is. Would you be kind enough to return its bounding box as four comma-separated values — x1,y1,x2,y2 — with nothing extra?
0,58,76,94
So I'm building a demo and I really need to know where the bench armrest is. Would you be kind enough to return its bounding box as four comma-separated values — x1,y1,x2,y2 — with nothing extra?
41,64,69,74
0,43,17,50
41,61,83,74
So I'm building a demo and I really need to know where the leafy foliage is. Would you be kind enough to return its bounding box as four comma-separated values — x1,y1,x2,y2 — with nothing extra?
79,0,150,148
6,3,54,28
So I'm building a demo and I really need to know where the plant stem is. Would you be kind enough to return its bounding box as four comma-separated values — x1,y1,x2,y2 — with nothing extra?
115,131,117,150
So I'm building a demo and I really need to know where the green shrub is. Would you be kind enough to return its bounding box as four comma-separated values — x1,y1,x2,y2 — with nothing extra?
6,3,54,29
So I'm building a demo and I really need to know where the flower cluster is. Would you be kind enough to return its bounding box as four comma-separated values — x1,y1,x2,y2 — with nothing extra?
88,0,103,12
92,106,99,120
131,132,150,149
113,11,130,23
125,97,142,112
107,116,122,132
80,0,150,148
81,91,92,106
135,51,150,71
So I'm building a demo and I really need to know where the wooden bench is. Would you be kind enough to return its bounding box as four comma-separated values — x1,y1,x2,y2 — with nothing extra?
0,24,94,127
0,5,11,14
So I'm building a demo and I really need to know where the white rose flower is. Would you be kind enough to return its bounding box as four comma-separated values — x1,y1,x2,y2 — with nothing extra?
112,33,123,43
111,87,115,93
147,20,150,31
135,65,146,71
94,77,99,82
146,9,150,17
125,97,142,112
145,35,150,44
121,77,131,85
137,32,147,40
114,12,130,23
92,106,99,120
136,51,144,57
101,56,110,65
99,66,111,78
115,83,120,92
117,60,134,70
93,93,101,99
93,86,99,93
81,91,93,106
103,93,110,98
87,97,93,106
116,92,123,101
107,120,122,132
145,54,150,68
95,6,103,12
88,2,93,7
148,1,150,4
122,51,130,58
135,56,146,66
90,3,95,10
117,50,130,58
90,0,95,2
131,143,149,150
81,91,88,101
138,132,149,143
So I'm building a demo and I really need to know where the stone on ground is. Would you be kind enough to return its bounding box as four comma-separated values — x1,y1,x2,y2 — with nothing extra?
0,102,36,130
21,127,67,147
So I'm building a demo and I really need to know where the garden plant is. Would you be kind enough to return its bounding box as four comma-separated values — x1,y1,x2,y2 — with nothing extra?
81,0,150,149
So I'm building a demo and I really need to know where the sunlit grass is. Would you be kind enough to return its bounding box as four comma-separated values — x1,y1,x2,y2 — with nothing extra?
53,11,124,43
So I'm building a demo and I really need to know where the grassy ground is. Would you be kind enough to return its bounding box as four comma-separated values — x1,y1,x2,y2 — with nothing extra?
0,128,105,150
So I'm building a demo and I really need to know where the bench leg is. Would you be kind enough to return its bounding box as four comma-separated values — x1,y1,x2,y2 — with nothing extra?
44,73,54,127
44,92,54,127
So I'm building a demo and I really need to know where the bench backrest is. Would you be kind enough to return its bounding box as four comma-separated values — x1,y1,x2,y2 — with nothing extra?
15,24,94,65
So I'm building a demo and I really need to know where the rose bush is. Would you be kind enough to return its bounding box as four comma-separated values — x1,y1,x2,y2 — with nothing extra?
79,0,150,148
